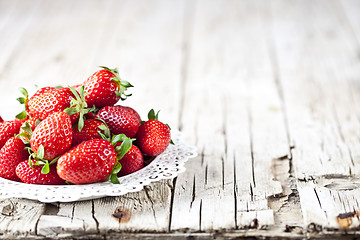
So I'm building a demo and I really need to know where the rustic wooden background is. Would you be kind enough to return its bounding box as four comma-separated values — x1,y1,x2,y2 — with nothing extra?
0,0,360,239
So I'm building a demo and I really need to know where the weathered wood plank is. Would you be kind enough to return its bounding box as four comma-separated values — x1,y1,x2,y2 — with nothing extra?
94,181,172,232
171,0,290,231
0,199,45,238
298,181,360,230
269,0,360,231
1,0,360,238
37,200,98,238
0,0,43,120
270,0,360,179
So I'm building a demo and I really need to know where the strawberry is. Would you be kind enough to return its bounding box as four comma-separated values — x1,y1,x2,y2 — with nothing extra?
0,115,3,122
72,84,82,91
32,86,56,97
83,66,133,108
30,111,73,160
85,112,97,120
57,138,117,184
18,118,41,142
117,144,143,176
97,105,140,138
57,134,133,184
17,86,94,128
0,120,22,149
136,109,172,156
17,87,74,120
14,117,27,125
16,159,65,185
0,137,29,181
123,106,141,123
71,119,105,146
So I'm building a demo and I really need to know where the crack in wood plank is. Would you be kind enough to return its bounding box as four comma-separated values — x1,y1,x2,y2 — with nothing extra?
247,104,256,188
168,178,177,232
178,0,195,132
91,200,100,234
233,153,238,229
144,186,159,227
268,145,304,232
190,175,196,209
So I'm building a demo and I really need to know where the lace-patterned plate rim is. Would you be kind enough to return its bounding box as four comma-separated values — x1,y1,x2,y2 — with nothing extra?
0,130,197,203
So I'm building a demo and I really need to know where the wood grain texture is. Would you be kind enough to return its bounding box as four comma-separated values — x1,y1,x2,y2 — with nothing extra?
268,0,360,231
171,0,290,231
0,0,360,239
0,198,45,238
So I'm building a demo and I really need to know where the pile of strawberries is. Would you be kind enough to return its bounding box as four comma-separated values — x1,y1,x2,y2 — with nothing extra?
0,67,172,185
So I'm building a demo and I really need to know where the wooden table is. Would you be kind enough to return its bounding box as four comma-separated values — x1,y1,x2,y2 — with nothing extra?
1,0,360,239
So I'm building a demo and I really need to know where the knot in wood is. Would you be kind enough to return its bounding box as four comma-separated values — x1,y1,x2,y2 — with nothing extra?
250,218,259,229
113,207,131,223
1,201,15,216
336,210,360,229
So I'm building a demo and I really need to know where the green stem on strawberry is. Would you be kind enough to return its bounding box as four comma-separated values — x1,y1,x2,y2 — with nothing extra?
64,86,97,132
144,109,174,145
95,117,112,141
97,124,111,141
99,66,133,101
16,87,29,119
16,119,41,144
109,162,122,184
27,144,59,174
105,134,134,184
16,122,32,144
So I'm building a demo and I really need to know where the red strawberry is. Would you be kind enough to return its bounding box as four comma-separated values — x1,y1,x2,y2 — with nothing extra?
33,86,56,97
136,109,171,156
83,66,133,108
72,119,104,146
0,137,29,181
124,106,141,123
0,115,3,122
57,138,117,184
27,87,74,120
0,120,22,148
15,117,27,125
117,144,143,176
85,112,96,119
72,84,82,91
30,111,72,160
57,134,134,184
97,105,140,138
16,159,65,185
21,118,39,131
18,118,40,142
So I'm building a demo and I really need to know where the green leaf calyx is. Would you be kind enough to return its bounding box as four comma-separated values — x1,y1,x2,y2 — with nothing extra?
99,66,133,101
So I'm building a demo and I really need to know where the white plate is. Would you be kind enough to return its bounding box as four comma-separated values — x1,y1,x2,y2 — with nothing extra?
0,130,197,203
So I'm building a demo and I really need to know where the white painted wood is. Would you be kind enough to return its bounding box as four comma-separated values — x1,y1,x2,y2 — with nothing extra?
171,0,288,231
0,0,360,238
298,181,360,229
37,215,85,238
269,0,360,231
0,0,42,120
0,199,45,237
93,181,172,233
269,0,360,179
